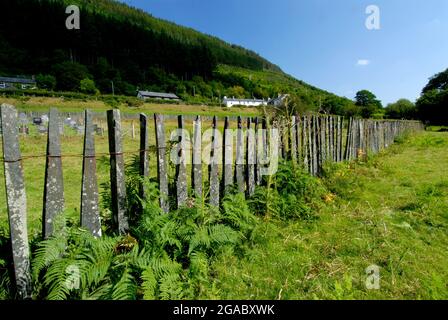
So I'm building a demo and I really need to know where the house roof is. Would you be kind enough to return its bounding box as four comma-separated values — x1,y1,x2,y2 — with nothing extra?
0,77,36,84
138,91,179,99
268,94,290,104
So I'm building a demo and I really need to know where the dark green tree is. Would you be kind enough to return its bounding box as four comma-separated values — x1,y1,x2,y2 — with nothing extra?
36,74,56,90
422,68,448,93
385,99,416,120
80,78,99,95
52,62,91,92
416,89,448,125
355,90,382,118
416,68,448,125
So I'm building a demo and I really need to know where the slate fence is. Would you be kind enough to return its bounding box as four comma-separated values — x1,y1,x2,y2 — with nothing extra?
0,103,424,299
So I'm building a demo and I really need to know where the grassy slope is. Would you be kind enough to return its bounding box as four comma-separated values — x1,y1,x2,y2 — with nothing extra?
0,97,260,117
212,132,448,299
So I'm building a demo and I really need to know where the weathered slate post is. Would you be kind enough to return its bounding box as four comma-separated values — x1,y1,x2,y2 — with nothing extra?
329,116,335,162
42,108,64,239
279,125,285,159
319,116,326,168
312,115,318,176
107,110,129,233
290,116,297,165
154,114,170,213
353,119,358,159
81,110,102,237
209,116,220,207
0,104,32,299
254,117,262,185
192,116,203,198
176,115,188,208
296,115,302,164
358,119,365,159
336,117,343,162
235,116,245,193
223,117,234,193
344,118,352,161
139,113,150,201
303,116,310,172
324,116,330,163
257,118,268,185
246,118,256,196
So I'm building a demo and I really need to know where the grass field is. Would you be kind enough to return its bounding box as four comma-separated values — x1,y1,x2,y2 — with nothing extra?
0,96,261,117
0,116,244,236
211,131,448,299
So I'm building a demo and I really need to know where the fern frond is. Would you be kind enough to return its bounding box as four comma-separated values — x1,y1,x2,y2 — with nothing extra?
32,236,67,279
111,269,136,300
82,282,112,300
158,273,184,300
141,267,157,300
43,259,75,300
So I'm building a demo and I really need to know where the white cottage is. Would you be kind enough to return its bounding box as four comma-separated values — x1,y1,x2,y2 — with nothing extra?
222,96,268,108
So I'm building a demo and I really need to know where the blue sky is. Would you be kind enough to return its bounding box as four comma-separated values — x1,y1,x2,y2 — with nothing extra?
120,0,447,105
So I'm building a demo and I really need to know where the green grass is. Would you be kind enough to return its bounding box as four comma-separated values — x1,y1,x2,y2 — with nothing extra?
210,131,448,299
0,96,261,117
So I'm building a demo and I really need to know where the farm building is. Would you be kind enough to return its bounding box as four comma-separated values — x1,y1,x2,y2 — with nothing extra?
268,94,290,106
0,76,36,90
137,91,181,101
222,96,268,108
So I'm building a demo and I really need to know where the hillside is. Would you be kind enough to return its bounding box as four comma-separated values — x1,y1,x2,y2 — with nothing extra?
0,0,348,109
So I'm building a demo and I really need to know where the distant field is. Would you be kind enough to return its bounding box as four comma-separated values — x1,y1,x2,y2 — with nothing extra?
0,96,261,117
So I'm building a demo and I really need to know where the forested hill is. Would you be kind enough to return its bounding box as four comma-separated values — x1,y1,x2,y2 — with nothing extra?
0,0,346,108
0,0,278,78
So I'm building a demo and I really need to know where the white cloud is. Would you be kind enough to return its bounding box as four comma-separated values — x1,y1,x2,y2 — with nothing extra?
356,59,371,66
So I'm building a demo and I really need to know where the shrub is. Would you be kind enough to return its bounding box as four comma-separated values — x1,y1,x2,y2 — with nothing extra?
79,78,99,95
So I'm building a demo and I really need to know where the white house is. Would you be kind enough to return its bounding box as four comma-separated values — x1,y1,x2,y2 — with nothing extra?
222,96,268,108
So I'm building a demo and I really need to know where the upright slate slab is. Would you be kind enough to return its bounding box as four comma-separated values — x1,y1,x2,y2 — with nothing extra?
324,116,330,163
176,115,188,208
107,109,129,234
81,110,102,237
290,116,297,165
296,116,302,164
42,108,64,239
302,116,309,172
209,116,220,207
347,118,353,159
319,116,326,167
192,116,203,198
258,118,268,185
0,104,32,299
329,116,335,162
154,114,170,213
223,117,234,193
235,116,245,193
312,115,318,176
139,113,150,201
336,117,343,162
254,117,262,185
246,118,256,196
